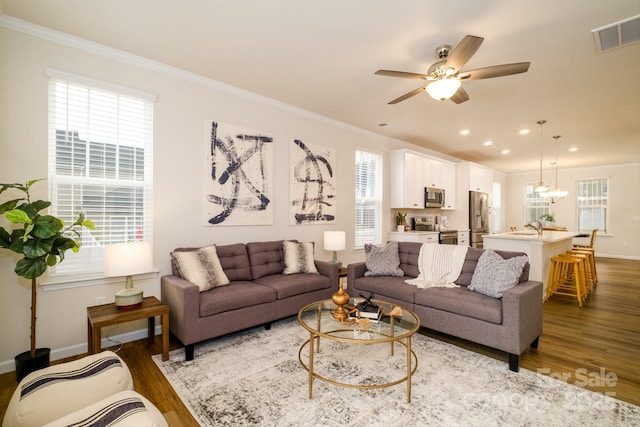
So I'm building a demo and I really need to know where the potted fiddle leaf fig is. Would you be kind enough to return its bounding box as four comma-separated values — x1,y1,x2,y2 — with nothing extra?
0,179,94,381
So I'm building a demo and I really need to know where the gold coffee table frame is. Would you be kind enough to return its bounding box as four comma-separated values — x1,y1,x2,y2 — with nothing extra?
297,298,420,402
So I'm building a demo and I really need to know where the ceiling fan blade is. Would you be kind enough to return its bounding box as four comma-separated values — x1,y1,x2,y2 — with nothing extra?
375,70,428,79
459,62,531,80
388,86,427,104
445,35,484,73
450,87,470,104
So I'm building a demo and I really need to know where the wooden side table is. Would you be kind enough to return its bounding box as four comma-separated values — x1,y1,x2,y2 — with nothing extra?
87,296,170,361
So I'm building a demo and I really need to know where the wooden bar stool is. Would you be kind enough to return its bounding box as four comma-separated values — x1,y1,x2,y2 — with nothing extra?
567,251,592,297
569,248,597,292
573,228,598,250
547,254,587,307
572,247,597,286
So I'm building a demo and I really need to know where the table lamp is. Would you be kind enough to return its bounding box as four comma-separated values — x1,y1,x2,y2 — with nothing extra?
324,231,346,268
105,241,152,309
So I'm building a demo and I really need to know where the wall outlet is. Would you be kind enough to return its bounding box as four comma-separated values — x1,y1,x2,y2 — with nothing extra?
95,296,107,305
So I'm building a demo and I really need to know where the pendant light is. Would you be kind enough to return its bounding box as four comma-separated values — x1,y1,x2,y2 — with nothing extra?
543,135,568,203
534,120,548,193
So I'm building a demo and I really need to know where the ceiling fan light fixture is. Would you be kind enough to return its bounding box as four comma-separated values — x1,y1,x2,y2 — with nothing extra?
425,78,461,100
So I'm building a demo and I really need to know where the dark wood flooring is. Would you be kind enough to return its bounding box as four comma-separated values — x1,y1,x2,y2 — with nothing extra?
1,257,638,426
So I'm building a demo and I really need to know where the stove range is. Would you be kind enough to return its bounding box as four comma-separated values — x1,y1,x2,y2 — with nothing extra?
439,230,458,245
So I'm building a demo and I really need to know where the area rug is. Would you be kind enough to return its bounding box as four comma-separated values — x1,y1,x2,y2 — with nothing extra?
153,317,639,426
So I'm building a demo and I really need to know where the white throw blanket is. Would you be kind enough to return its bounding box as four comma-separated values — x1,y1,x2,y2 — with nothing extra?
405,244,469,288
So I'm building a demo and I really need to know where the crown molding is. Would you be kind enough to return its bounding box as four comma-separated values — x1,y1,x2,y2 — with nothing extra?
0,14,394,143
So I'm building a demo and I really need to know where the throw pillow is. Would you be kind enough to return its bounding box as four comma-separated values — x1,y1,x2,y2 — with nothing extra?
282,241,319,275
364,241,404,277
171,245,230,292
468,249,528,298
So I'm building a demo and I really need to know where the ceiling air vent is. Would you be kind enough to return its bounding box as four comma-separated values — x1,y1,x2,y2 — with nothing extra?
592,15,640,53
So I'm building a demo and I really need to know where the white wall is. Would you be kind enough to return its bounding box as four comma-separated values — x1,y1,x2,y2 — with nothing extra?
2,21,638,372
504,164,640,259
0,24,427,369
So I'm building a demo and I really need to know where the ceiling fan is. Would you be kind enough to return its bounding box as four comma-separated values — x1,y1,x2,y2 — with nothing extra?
375,35,530,104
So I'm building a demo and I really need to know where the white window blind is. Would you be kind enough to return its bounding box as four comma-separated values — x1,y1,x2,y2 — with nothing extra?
47,72,154,278
576,177,608,233
355,150,382,248
523,182,550,224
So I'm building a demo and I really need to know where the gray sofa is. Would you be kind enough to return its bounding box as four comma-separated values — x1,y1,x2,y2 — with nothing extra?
161,240,339,360
347,242,543,371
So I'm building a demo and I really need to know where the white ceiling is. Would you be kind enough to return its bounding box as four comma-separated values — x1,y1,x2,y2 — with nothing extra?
2,0,639,173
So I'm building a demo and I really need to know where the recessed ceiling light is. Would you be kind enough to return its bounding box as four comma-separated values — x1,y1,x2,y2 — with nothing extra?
501,149,510,155
460,129,470,135
569,147,578,152
378,122,390,127
483,141,493,146
519,129,530,135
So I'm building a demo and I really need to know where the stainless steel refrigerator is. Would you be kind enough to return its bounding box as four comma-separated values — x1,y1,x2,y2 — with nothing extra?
469,191,489,248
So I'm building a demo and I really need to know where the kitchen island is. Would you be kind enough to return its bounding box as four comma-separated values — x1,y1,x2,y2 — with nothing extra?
483,230,579,298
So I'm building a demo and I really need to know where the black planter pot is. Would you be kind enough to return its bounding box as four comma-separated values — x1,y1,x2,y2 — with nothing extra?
15,348,51,382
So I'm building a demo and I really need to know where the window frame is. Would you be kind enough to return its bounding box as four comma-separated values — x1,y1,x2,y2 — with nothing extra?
523,182,550,224
576,177,609,234
46,69,155,284
354,149,383,249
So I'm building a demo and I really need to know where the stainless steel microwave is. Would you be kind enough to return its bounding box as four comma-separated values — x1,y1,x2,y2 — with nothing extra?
425,187,445,208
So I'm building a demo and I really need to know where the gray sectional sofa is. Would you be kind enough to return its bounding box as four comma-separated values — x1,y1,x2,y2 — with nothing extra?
161,240,339,360
347,242,543,371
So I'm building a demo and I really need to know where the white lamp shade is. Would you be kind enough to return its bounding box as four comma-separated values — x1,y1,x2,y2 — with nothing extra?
324,231,346,251
104,241,153,277
425,78,462,100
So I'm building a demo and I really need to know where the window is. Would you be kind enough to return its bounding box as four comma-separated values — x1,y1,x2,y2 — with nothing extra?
355,150,382,248
48,70,154,277
524,183,550,224
576,178,608,233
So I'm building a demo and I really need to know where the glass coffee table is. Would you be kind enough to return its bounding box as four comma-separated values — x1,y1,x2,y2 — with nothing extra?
297,298,420,402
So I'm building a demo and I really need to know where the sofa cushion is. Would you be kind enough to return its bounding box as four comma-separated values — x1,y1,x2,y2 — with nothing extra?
454,247,530,286
454,247,484,286
364,241,404,277
247,241,286,279
171,245,230,292
199,282,277,317
216,243,252,281
468,249,529,298
353,276,417,304
398,242,421,278
414,287,503,324
254,272,331,299
281,241,319,275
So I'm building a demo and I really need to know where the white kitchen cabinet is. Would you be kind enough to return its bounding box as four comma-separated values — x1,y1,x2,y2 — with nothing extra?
457,162,493,194
438,162,456,210
457,230,470,246
389,231,439,243
390,151,425,208
390,150,456,209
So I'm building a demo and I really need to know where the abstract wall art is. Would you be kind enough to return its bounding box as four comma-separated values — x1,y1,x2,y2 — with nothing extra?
204,120,274,225
289,138,336,225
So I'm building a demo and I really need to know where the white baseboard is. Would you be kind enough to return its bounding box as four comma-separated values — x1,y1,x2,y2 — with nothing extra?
597,254,640,261
0,325,162,375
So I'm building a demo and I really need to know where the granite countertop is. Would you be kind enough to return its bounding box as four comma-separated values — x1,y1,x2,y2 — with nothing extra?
485,230,579,243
